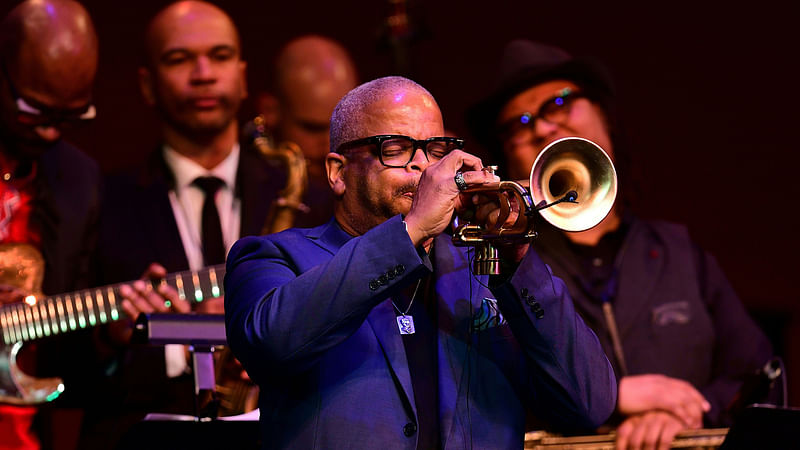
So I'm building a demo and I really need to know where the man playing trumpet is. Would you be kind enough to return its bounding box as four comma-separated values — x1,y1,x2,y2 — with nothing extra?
224,75,616,448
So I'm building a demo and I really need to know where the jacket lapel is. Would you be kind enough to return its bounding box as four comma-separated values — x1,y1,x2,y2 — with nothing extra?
307,222,494,429
310,219,418,417
366,301,417,418
304,219,352,255
140,150,189,271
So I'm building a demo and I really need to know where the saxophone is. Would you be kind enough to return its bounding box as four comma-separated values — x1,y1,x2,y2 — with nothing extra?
249,115,310,234
211,116,312,416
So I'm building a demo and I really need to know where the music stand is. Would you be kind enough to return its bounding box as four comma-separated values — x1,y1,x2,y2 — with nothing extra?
719,404,800,449
118,313,260,450
132,313,228,419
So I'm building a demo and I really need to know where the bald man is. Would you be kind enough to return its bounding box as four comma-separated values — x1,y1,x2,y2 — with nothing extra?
274,35,358,167
258,35,358,228
225,76,616,448
0,1,100,449
83,1,284,448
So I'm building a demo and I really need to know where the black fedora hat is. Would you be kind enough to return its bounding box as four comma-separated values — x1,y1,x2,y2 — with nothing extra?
466,39,615,157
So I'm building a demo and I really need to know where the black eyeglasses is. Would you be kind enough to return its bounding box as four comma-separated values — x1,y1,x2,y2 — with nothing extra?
496,88,586,141
336,134,464,168
0,61,96,128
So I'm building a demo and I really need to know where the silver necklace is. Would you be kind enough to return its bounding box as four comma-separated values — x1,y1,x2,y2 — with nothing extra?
391,279,421,335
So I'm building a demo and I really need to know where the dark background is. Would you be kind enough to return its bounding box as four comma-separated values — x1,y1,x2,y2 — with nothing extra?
6,0,799,406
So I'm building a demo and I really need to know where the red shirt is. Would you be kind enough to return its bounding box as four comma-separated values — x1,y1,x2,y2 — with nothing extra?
0,153,41,450
0,155,40,246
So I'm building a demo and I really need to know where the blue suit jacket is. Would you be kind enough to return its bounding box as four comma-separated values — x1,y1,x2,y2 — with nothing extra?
225,216,616,449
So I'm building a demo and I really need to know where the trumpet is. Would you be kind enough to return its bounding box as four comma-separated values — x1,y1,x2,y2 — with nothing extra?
452,137,618,275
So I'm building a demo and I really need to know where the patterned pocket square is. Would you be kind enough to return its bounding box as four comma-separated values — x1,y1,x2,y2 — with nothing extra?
472,297,507,332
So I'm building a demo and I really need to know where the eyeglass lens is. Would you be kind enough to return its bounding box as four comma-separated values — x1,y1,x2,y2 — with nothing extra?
500,91,579,141
380,137,458,166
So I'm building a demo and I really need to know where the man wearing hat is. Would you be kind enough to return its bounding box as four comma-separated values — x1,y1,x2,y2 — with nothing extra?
467,39,774,449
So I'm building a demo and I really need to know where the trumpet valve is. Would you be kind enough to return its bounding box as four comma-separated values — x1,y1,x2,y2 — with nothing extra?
474,243,500,275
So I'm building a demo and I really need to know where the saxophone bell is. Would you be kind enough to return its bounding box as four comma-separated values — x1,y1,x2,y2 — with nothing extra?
247,115,310,234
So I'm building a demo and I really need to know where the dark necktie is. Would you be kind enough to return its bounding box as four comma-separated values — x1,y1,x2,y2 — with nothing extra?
192,176,226,265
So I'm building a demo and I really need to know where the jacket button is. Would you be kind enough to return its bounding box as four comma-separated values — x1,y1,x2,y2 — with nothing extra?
395,264,405,275
520,288,529,297
378,274,389,284
525,296,537,306
369,280,379,291
403,422,417,436
534,306,544,319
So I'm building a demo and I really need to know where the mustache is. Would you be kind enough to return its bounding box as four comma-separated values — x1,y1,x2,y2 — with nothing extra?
394,181,418,197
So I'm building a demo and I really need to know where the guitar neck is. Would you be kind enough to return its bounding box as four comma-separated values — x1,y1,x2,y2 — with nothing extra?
0,264,226,345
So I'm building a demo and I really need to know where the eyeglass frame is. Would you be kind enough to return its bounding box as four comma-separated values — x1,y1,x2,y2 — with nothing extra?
335,134,465,168
0,60,96,127
496,88,588,141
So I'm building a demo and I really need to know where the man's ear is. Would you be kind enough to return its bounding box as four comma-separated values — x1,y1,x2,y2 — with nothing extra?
138,67,156,106
326,152,347,196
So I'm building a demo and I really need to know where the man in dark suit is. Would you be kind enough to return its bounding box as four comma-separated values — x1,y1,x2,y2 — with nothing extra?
225,75,616,449
466,39,773,449
80,2,284,448
0,1,100,448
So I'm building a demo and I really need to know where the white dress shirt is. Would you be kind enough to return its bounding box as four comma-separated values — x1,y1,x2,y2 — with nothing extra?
163,144,241,272
161,144,241,377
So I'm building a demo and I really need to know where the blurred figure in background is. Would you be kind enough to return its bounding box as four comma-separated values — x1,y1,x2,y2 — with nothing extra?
0,0,100,448
467,39,775,449
247,35,358,228
82,1,284,448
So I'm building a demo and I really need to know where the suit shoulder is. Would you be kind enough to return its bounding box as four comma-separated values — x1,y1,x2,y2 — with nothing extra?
230,227,313,256
42,141,100,179
38,142,101,204
49,140,97,166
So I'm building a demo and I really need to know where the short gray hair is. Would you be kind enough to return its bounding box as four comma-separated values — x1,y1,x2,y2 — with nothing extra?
330,76,435,153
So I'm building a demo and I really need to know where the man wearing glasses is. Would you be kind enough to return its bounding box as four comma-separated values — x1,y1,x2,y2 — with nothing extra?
224,75,616,449
467,39,774,449
0,0,100,448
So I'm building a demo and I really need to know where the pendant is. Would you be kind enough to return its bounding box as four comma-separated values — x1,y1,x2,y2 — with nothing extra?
396,314,416,335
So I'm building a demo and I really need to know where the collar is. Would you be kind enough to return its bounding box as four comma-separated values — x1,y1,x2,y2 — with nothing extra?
306,217,359,255
162,143,240,191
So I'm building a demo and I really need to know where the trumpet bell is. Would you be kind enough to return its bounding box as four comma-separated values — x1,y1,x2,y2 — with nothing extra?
530,137,617,232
